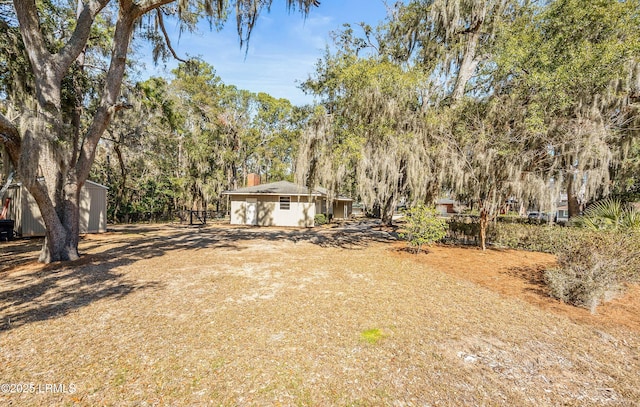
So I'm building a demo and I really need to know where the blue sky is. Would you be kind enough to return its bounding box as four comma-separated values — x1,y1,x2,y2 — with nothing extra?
138,1,393,106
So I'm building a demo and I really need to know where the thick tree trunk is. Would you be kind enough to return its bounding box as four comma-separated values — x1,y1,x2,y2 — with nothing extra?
1,145,10,178
567,174,580,218
10,1,138,263
381,194,396,226
18,112,81,262
39,206,81,263
25,182,80,263
451,26,481,102
113,141,127,222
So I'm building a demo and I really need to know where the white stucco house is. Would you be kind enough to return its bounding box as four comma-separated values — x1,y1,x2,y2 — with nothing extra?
222,180,352,227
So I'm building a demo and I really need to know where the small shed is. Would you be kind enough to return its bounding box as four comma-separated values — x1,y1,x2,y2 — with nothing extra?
436,198,459,216
4,180,108,237
222,181,352,227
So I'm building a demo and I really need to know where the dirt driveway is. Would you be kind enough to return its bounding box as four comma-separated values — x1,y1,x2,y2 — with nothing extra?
1,222,639,406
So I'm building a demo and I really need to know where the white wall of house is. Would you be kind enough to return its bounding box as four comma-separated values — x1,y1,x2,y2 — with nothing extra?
229,195,316,227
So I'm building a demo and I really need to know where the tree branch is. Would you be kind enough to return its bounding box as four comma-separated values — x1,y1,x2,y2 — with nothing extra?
13,0,50,68
114,101,134,112
56,0,110,71
156,8,188,63
76,2,137,183
133,0,177,18
0,111,21,168
82,63,109,72
456,19,482,36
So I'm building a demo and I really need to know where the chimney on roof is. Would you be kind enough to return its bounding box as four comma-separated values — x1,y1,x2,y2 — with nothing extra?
247,173,260,187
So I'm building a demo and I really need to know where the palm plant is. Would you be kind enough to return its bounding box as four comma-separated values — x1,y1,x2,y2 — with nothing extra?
573,198,640,231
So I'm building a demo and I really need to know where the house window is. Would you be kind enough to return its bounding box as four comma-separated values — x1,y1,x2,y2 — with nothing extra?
279,196,290,210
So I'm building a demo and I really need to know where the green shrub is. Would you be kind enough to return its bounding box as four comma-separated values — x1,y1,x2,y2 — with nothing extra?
399,205,448,254
446,218,578,253
447,216,513,245
544,231,640,313
446,215,488,245
491,223,577,254
314,214,328,226
497,215,549,225
539,200,640,312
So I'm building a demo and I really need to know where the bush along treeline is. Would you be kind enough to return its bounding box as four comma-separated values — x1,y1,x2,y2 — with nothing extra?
399,205,448,254
545,231,640,313
399,199,640,313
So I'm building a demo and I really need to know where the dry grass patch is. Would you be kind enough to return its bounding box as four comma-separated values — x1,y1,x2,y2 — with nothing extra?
1,223,639,406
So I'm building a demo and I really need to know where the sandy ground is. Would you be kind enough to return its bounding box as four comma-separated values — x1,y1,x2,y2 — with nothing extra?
1,222,639,406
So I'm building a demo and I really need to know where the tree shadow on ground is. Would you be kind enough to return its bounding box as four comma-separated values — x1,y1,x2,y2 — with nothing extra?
0,220,397,331
0,257,163,331
223,222,398,249
503,265,552,297
0,237,44,271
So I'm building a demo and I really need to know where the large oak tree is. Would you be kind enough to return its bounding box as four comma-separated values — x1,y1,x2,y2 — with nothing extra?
0,0,319,262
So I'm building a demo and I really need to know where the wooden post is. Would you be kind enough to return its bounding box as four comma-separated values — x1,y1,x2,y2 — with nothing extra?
203,202,207,224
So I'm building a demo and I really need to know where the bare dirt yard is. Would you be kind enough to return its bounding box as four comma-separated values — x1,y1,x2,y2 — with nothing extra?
1,222,639,406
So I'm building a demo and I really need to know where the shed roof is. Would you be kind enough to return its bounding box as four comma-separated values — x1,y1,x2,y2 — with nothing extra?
85,180,109,189
313,186,352,201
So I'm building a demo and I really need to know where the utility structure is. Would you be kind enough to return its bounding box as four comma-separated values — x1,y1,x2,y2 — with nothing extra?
0,171,15,240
